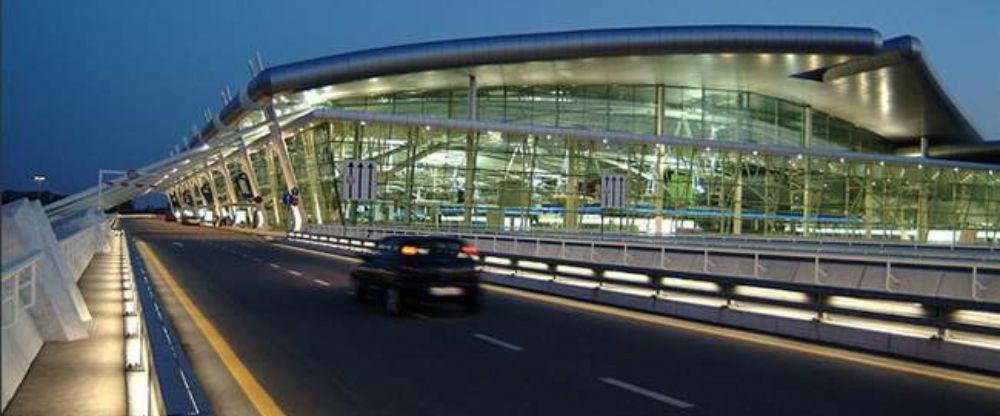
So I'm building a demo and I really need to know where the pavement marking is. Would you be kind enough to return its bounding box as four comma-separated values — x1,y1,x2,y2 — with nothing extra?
252,257,262,262
483,283,1000,391
312,279,331,287
269,263,281,269
172,242,184,248
411,313,429,320
599,377,694,409
135,240,286,416
472,332,524,352
286,270,303,277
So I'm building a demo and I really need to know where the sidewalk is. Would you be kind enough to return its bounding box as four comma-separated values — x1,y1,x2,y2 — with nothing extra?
4,238,126,415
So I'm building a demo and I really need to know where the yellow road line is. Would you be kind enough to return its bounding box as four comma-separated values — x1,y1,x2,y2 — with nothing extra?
136,240,287,416
483,283,1000,391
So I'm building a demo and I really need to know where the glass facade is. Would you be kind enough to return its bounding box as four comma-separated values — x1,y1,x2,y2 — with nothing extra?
328,85,895,154
263,117,999,244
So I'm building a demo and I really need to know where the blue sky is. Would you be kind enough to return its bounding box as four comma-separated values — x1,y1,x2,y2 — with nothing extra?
3,0,998,195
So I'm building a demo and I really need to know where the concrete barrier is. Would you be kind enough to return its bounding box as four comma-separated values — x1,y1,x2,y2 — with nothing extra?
483,273,1000,373
1,199,108,411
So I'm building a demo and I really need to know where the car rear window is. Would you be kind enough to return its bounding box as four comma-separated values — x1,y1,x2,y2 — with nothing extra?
414,240,462,255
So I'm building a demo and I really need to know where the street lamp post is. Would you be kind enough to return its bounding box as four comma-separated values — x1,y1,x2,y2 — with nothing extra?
32,174,47,201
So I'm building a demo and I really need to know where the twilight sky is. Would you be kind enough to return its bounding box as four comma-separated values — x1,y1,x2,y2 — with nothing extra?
3,0,998,195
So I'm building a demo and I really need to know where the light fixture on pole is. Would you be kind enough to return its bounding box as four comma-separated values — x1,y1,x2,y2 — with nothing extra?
32,174,47,200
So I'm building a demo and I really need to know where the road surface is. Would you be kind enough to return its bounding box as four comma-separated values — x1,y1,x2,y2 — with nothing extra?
125,218,999,416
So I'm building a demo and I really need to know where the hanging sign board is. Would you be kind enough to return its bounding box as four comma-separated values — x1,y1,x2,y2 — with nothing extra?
341,160,378,202
600,171,627,210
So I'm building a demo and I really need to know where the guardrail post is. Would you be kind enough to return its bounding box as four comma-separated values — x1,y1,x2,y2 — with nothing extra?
622,243,628,265
702,249,710,273
719,282,735,309
813,256,821,285
590,242,596,262
594,268,605,290
885,261,897,292
560,241,567,259
927,304,952,340
971,266,983,301
805,292,827,323
535,238,541,256
753,253,760,278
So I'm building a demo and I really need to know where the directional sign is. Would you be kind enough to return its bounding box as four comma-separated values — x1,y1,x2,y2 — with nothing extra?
600,171,627,209
341,160,378,202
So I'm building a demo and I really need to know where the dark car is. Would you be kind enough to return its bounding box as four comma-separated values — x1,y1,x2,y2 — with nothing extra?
349,236,480,315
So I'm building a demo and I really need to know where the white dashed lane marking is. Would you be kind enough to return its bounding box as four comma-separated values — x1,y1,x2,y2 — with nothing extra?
472,333,524,352
599,377,695,409
312,279,330,287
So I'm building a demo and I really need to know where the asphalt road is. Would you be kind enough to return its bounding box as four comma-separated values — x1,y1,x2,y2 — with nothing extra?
125,218,999,416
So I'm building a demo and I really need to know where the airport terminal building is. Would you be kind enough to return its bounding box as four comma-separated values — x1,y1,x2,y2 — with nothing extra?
68,26,999,243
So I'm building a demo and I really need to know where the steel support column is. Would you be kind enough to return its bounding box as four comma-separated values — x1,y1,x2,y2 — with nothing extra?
565,138,581,230
732,154,744,235
654,84,666,236
864,165,875,239
302,130,326,224
801,107,813,236
464,75,478,226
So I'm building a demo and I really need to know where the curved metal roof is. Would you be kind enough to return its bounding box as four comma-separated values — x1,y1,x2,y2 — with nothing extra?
193,25,987,159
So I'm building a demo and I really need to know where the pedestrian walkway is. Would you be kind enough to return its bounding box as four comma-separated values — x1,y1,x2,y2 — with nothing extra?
4,238,126,415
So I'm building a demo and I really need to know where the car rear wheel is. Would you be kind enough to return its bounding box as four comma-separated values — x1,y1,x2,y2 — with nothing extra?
349,277,366,302
462,296,479,314
385,287,405,316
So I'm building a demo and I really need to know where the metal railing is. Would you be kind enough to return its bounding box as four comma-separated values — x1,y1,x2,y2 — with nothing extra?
1,251,41,329
304,225,1000,303
309,224,999,262
287,230,1000,348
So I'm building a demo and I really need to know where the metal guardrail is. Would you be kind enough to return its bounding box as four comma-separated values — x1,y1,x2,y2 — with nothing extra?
287,231,1000,346
306,225,1000,303
123,233,211,415
1,251,41,329
314,224,1000,263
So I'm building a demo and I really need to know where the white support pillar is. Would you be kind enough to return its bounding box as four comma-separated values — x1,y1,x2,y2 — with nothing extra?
165,189,178,218
204,170,222,221
218,152,238,205
265,105,302,231
238,141,266,228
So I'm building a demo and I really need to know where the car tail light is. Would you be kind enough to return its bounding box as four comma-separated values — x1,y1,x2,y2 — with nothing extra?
460,245,479,255
400,245,420,256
